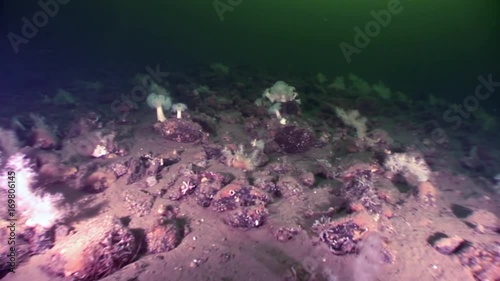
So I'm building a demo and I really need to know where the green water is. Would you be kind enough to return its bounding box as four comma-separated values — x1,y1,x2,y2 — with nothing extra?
3,0,499,102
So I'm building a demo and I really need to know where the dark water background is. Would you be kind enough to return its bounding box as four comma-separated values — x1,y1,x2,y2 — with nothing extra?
1,0,498,110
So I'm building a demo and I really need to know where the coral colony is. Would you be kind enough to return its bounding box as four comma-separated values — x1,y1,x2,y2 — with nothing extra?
0,64,499,281
2,153,64,229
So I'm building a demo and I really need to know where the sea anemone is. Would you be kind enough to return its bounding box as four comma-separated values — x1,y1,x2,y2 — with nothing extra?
171,103,188,119
268,103,287,125
147,93,172,122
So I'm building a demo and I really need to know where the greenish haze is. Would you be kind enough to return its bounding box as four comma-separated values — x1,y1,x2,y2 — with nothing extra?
4,0,499,100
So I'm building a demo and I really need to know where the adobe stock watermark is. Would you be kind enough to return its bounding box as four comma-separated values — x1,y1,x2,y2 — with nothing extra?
109,63,170,114
442,74,499,130
340,0,408,64
213,0,243,22
7,0,71,54
414,73,499,154
74,63,170,157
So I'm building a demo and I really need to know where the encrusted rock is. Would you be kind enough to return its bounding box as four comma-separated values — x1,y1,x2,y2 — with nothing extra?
459,241,500,281
126,151,179,185
312,216,368,255
31,127,58,149
338,166,383,213
276,175,304,198
212,183,269,212
194,171,231,207
274,125,316,154
433,235,465,255
109,162,128,177
272,227,299,242
203,144,223,159
154,119,205,143
123,188,156,217
222,205,268,228
43,216,138,281
38,163,78,184
146,219,182,254
82,168,117,193
299,172,316,187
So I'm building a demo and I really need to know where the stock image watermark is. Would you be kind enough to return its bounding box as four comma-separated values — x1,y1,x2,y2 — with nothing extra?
109,63,170,114
414,73,499,154
74,63,170,157
6,170,17,273
6,0,71,54
443,74,499,129
339,0,406,64
213,0,243,22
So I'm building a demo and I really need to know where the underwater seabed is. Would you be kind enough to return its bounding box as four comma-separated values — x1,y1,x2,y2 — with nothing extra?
0,63,499,281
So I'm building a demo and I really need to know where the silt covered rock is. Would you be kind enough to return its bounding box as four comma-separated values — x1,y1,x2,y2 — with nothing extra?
43,216,138,281
274,125,316,154
146,219,183,254
154,119,206,143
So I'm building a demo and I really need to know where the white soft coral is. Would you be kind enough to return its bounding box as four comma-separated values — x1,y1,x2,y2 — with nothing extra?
384,152,431,183
1,153,64,228
334,107,368,139
263,81,299,103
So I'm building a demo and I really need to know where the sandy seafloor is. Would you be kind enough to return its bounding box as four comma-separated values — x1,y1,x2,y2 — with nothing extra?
1,65,499,281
